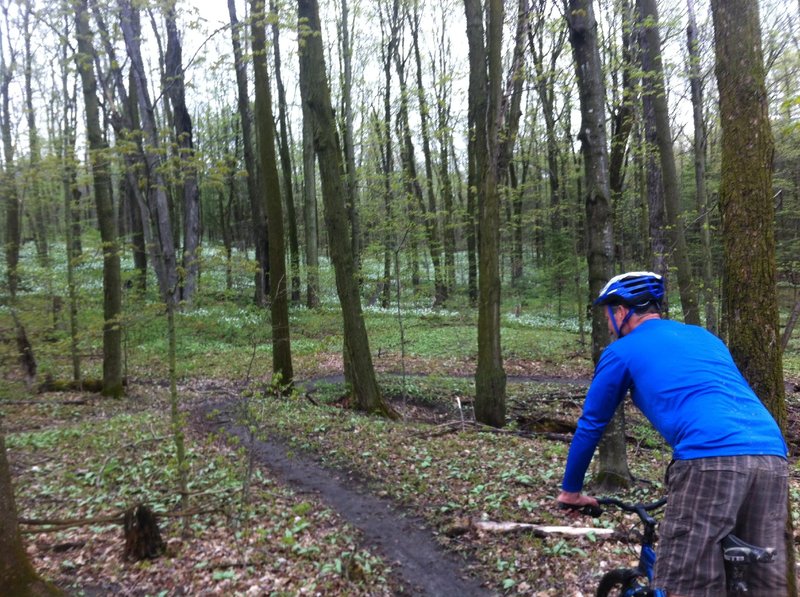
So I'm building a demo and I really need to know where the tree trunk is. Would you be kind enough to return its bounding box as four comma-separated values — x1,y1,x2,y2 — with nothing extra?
1,30,38,388
119,0,179,305
23,4,48,266
164,1,201,305
641,73,668,283
251,0,294,386
0,434,61,596
711,2,796,593
529,0,568,254
76,0,123,398
432,17,457,293
687,0,717,334
337,0,362,273
1,22,20,301
608,0,637,269
394,30,446,306
271,0,302,305
410,0,446,305
462,0,480,309
298,0,397,419
465,0,507,428
228,0,269,305
638,0,699,324
59,11,82,382
301,101,320,309
378,1,399,311
90,6,157,298
567,0,631,489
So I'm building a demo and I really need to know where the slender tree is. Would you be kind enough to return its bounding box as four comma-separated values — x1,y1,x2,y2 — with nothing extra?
377,0,399,309
432,8,457,293
301,96,320,308
271,0,302,305
465,0,506,428
164,0,201,305
58,7,81,382
251,0,294,386
638,5,668,282
393,12,446,306
638,0,699,324
119,0,179,304
227,0,269,305
337,0,362,271
686,0,717,333
409,0,446,304
1,2,19,300
567,0,630,488
298,0,397,418
608,0,637,269
75,0,123,397
22,1,48,265
1,1,37,388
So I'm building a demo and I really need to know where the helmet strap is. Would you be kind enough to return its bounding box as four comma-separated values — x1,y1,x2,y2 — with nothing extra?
607,305,636,338
607,305,622,337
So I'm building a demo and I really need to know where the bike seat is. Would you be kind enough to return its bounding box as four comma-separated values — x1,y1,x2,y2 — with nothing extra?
722,534,776,564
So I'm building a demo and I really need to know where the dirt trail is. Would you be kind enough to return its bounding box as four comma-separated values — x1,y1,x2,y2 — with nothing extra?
195,399,494,597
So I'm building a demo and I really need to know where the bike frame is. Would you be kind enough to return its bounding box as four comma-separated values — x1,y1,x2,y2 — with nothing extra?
595,496,774,597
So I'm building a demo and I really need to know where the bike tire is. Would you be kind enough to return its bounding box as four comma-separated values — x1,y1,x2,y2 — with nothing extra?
596,568,645,597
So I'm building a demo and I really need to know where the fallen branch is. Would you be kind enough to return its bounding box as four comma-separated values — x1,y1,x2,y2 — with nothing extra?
421,420,572,443
20,505,224,534
3,399,89,406
37,379,105,393
471,520,615,538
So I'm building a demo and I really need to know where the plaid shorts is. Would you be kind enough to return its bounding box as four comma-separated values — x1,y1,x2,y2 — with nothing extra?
653,455,788,597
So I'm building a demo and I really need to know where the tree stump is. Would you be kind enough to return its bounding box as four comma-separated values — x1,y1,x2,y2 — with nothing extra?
123,505,165,561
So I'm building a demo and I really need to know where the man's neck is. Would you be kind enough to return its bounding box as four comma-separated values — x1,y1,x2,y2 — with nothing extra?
627,313,661,332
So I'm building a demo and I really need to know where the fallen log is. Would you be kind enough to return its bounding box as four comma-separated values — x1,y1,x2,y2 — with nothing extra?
3,399,89,406
471,520,614,537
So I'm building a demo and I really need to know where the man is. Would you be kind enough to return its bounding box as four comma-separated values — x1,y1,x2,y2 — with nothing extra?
558,271,788,596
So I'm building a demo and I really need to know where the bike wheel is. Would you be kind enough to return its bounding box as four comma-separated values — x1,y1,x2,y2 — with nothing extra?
596,568,646,597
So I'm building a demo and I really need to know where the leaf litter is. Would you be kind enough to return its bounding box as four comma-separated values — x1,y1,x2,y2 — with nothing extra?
4,374,799,595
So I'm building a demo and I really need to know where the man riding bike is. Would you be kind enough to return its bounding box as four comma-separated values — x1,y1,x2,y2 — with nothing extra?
557,271,788,596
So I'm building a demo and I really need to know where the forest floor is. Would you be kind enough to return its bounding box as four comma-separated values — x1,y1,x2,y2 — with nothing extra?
5,366,800,596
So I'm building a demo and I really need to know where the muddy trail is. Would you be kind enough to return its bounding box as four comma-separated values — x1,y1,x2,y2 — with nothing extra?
194,397,494,597
189,373,800,596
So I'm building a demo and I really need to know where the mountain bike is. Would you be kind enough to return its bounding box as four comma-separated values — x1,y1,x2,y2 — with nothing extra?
588,497,776,596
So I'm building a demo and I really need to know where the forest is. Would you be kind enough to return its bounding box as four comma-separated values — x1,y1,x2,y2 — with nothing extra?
0,0,798,594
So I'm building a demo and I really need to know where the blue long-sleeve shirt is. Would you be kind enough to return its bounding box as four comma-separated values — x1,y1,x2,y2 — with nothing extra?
562,319,787,493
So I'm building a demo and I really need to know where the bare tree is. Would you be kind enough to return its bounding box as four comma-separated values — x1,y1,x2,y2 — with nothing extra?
271,0,302,305
337,0,362,271
119,0,179,305
227,0,269,305
251,0,294,386
75,0,123,397
566,0,630,489
298,0,397,418
164,0,201,305
687,0,717,333
465,0,507,427
638,0,699,324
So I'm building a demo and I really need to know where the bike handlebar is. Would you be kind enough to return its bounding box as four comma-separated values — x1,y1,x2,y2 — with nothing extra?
597,497,667,526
